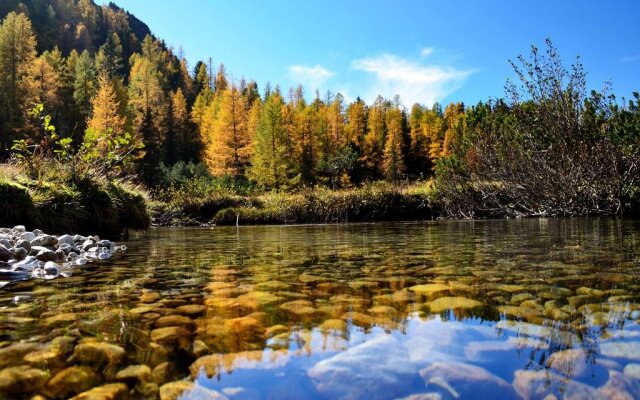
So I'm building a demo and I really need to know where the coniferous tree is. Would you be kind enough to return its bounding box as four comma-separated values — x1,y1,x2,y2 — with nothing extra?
361,96,388,177
0,11,37,138
383,107,406,181
204,86,251,176
95,32,124,79
249,91,292,188
84,73,142,175
73,50,96,122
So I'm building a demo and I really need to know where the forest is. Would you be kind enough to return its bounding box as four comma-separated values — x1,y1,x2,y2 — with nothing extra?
1,0,640,234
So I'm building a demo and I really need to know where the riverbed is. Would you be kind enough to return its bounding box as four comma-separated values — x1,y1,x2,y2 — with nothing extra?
1,219,639,399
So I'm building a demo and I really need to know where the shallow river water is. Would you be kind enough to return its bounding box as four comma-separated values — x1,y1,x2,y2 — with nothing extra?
1,219,640,399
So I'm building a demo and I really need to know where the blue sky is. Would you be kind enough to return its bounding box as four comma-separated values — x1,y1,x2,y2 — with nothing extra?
111,0,640,107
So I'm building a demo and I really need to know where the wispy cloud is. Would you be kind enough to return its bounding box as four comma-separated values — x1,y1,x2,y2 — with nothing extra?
619,54,640,63
420,47,435,58
289,64,334,92
351,53,475,107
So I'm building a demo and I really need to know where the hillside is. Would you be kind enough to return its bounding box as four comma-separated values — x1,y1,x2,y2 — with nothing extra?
0,0,151,57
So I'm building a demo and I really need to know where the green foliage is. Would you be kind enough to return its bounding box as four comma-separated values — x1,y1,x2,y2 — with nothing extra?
81,127,143,176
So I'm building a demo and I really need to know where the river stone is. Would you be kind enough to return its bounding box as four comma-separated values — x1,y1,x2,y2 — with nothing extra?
419,361,518,400
150,326,192,352
45,366,102,399
147,343,170,368
57,234,75,247
0,244,11,261
546,348,587,378
68,383,129,400
154,315,195,330
31,235,58,247
152,362,178,385
600,342,640,361
410,283,450,298
307,334,416,400
13,225,26,233
23,347,66,369
35,248,58,262
140,292,161,303
624,363,640,380
159,381,229,400
279,300,315,314
0,365,48,396
599,370,640,399
44,312,77,327
192,340,209,358
20,231,36,242
319,319,348,332
72,342,126,370
82,240,95,251
13,246,28,260
512,369,607,400
176,304,205,317
115,364,152,384
0,342,41,369
427,297,484,313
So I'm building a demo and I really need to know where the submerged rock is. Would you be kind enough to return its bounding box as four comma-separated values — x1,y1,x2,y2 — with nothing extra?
152,362,178,385
154,315,195,330
0,342,41,369
159,381,229,400
624,363,640,380
512,369,606,400
307,334,416,400
71,342,126,371
546,348,588,378
114,364,152,384
426,296,484,313
45,366,102,399
600,342,640,361
31,235,58,247
419,361,519,400
69,383,129,400
0,365,48,396
150,326,192,352
599,370,640,399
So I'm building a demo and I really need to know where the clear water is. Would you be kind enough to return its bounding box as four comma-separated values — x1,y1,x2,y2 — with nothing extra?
1,219,640,399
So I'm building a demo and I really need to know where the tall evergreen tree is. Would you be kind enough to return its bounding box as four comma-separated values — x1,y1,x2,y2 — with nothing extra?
0,11,37,137
249,91,292,188
73,50,96,122
383,107,406,181
204,86,251,176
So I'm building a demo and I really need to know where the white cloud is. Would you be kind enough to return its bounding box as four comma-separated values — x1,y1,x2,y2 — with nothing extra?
288,64,334,92
420,47,435,58
351,53,475,107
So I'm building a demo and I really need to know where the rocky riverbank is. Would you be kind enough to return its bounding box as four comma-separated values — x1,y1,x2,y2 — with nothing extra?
0,225,125,284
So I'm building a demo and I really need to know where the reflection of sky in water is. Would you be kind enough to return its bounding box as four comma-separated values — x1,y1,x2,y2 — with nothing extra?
190,314,640,399
0,219,639,399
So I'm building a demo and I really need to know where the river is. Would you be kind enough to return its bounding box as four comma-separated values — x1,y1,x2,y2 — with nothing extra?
1,219,639,399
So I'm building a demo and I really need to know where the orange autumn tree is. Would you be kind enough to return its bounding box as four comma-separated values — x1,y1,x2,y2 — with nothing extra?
203,85,251,176
83,73,142,174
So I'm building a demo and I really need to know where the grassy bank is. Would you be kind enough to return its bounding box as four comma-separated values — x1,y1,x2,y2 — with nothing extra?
153,181,435,226
0,164,150,238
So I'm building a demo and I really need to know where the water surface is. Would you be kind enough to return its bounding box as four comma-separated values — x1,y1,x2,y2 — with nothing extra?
1,219,640,399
